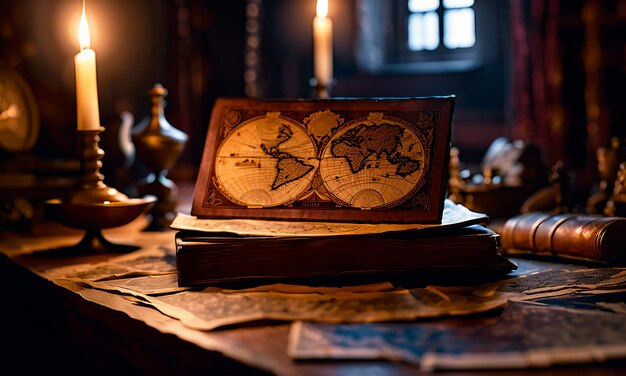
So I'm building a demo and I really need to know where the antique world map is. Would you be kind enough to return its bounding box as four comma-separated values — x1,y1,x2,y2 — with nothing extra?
192,97,454,223
214,110,428,209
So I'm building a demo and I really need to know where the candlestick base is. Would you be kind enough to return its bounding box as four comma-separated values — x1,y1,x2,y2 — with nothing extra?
44,197,156,254
309,77,336,99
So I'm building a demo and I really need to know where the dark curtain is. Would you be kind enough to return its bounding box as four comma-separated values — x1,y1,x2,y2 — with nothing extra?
508,0,626,201
167,0,247,172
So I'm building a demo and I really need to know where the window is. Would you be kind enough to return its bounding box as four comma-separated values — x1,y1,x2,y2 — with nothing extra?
355,0,494,74
407,0,476,51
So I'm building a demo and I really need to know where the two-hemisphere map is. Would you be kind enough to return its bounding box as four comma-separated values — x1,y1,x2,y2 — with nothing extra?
192,97,454,223
214,111,428,209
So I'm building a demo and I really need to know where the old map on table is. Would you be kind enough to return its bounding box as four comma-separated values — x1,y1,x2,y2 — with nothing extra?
191,97,455,223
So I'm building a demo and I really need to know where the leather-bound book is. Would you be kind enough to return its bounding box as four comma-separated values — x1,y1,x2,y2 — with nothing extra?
175,224,516,286
172,200,518,286
499,212,626,264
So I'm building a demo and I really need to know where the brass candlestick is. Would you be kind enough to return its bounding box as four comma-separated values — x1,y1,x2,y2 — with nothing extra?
131,84,188,231
69,128,130,204
44,127,155,254
309,77,335,99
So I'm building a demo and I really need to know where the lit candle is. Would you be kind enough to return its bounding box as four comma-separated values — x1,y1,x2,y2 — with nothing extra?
313,0,333,88
74,2,100,131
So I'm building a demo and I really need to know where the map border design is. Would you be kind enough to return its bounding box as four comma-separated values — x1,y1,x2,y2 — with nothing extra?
191,97,454,224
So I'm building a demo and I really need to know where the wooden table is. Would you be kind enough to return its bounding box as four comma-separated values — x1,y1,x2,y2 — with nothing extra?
1,197,626,375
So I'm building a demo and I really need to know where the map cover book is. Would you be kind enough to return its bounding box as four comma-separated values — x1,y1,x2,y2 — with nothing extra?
191,96,455,223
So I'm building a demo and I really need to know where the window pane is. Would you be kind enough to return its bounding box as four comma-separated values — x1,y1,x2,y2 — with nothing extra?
443,0,474,9
443,8,475,48
408,0,439,13
408,12,439,51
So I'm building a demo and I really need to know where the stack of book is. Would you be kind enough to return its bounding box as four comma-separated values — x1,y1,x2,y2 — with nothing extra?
171,200,517,286
173,97,516,286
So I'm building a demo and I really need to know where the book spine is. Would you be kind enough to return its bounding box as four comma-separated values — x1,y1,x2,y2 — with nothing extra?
499,212,626,263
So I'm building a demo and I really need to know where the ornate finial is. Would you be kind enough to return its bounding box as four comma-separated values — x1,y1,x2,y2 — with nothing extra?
550,160,569,214
482,166,493,186
149,82,168,97
587,137,625,214
605,162,626,217
447,146,463,203
611,136,621,150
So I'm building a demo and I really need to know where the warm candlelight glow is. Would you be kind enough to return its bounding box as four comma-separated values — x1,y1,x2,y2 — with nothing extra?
78,2,90,50
74,1,100,131
316,0,328,18
313,0,333,94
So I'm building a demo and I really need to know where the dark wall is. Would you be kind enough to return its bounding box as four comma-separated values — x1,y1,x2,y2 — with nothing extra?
0,0,247,186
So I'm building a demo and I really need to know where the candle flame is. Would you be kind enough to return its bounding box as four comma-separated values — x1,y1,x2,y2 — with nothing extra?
78,1,91,51
316,0,328,18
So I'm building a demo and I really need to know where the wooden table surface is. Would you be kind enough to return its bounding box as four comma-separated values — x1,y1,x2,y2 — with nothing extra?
4,235,626,375
1,184,626,375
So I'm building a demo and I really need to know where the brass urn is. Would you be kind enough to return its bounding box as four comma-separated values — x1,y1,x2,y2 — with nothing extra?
131,83,188,230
